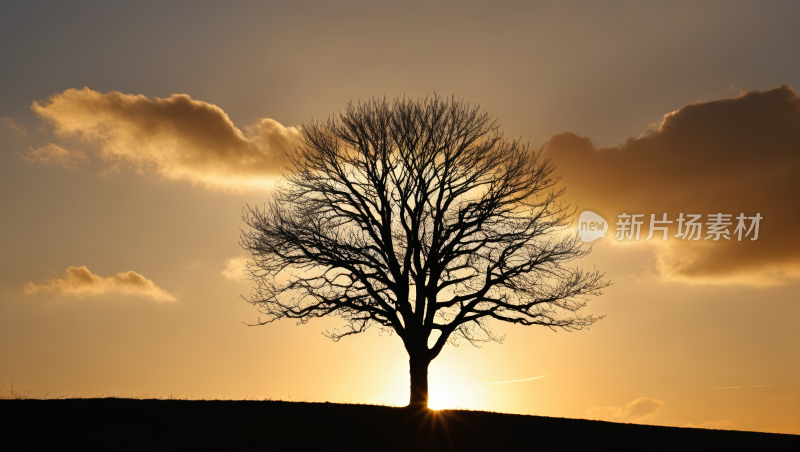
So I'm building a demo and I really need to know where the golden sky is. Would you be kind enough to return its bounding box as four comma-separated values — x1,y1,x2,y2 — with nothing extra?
1,0,798,434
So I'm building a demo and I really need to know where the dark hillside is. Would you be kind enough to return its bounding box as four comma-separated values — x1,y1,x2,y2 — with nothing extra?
2,399,797,450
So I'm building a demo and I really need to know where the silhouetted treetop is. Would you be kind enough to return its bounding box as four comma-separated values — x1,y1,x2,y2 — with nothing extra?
241,95,608,407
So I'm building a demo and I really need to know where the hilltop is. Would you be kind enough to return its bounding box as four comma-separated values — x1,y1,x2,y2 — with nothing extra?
2,399,797,450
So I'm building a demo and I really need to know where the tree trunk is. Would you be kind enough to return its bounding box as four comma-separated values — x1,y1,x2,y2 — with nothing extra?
408,356,431,409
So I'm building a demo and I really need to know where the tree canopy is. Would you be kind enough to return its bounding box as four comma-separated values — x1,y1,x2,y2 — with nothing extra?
240,95,609,407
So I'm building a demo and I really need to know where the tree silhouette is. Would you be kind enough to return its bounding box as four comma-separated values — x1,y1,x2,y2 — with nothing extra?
240,96,609,408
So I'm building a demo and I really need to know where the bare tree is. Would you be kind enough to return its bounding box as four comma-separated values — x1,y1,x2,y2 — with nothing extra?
240,95,609,409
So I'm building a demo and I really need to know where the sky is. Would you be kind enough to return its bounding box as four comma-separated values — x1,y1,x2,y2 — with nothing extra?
1,0,798,434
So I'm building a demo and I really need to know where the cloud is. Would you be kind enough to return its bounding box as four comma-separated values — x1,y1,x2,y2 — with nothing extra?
684,420,736,430
31,87,302,192
23,265,177,302
221,256,249,282
16,143,88,169
1,117,27,135
586,397,665,424
472,375,547,385
545,85,800,285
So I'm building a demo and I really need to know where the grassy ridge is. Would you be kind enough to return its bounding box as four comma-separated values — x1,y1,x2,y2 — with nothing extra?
2,399,798,450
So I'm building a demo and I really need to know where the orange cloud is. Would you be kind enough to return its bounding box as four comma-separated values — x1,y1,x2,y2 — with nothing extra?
23,266,177,302
0,117,27,135
16,143,88,169
31,88,301,192
545,85,800,285
586,397,665,424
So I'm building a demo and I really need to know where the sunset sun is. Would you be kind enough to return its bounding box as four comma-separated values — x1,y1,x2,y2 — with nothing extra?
427,389,458,410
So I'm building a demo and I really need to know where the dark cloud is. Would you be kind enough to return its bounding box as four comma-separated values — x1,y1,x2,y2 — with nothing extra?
545,85,800,285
